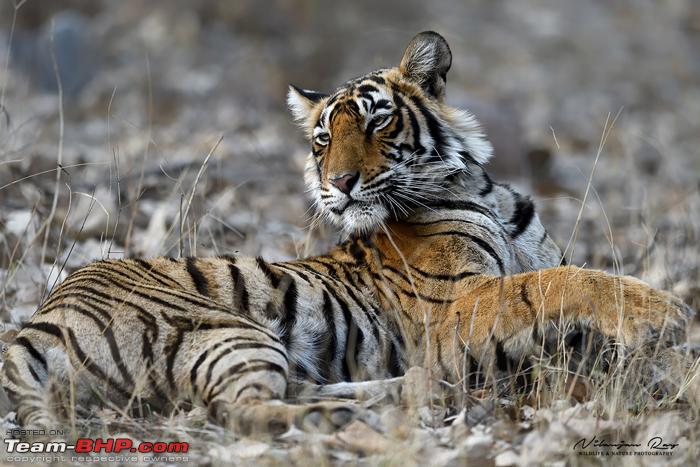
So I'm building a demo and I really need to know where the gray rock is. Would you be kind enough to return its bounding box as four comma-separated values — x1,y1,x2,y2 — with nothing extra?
11,10,99,98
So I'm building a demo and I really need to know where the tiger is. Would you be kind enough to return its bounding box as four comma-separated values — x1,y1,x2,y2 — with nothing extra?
1,31,693,435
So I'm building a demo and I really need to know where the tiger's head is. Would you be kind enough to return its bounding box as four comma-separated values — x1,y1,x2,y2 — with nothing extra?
288,31,493,235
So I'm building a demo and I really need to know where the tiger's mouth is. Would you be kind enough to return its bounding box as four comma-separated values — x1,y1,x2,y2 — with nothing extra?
326,198,390,234
329,198,364,215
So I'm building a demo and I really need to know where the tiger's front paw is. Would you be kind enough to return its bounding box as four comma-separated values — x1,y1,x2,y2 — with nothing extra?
612,276,694,347
214,399,378,437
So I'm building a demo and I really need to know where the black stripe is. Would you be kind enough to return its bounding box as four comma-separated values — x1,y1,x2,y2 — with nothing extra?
66,327,132,400
283,264,365,381
14,337,47,370
131,259,182,288
290,85,328,103
345,99,361,116
458,150,479,166
422,199,499,223
161,312,281,343
61,271,264,330
320,289,338,381
2,361,35,391
405,99,426,156
295,262,333,281
296,268,367,381
41,293,112,323
228,263,250,314
127,274,223,310
385,264,476,282
366,75,386,85
275,264,314,285
280,278,298,346
22,322,65,343
206,360,287,402
256,257,281,288
313,261,387,339
65,271,197,311
202,338,240,391
357,84,378,94
202,341,288,396
27,364,41,383
190,348,211,393
510,195,535,238
406,217,506,244
339,276,382,345
165,330,185,390
333,292,355,381
409,95,446,162
72,263,170,294
305,259,341,280
186,257,210,296
373,98,391,111
388,336,403,377
416,230,505,275
40,284,158,333
479,172,493,196
113,261,167,286
61,302,134,387
306,257,385,345
140,324,164,401
233,382,276,402
347,238,366,265
2,387,27,401
387,107,404,140
388,92,407,140
375,270,455,304
345,317,364,381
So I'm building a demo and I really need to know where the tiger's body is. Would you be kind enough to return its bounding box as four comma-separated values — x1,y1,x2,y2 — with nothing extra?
2,32,692,433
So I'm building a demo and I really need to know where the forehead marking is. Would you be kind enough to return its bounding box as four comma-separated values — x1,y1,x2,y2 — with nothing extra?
318,72,393,128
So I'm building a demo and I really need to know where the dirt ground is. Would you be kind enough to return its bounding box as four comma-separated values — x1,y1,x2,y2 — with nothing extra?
1,1,699,465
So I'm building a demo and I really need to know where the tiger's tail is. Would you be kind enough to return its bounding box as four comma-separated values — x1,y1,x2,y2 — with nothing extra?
1,340,60,429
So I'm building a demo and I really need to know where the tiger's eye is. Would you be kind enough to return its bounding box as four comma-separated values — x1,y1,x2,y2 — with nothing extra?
372,115,392,131
314,133,330,145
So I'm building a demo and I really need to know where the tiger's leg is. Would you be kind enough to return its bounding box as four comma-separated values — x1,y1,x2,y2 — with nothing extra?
289,367,445,410
435,266,694,375
288,376,405,404
182,328,368,435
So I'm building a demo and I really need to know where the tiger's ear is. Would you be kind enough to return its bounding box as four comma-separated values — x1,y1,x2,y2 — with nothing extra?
399,31,452,100
287,85,328,125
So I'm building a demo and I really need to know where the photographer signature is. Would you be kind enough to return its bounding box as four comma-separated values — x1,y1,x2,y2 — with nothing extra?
573,436,679,451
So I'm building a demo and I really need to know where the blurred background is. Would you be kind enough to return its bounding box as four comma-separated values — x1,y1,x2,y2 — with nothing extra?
1,0,699,324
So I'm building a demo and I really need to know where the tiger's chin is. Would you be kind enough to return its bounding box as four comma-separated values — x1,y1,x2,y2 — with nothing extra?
328,202,390,236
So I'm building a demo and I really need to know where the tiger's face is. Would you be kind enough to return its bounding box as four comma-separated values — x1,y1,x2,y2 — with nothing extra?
288,31,493,235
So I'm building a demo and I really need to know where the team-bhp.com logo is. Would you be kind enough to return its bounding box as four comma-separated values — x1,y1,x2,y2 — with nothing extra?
4,435,189,463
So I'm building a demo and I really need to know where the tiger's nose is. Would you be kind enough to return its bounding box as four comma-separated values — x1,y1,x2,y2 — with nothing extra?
329,172,359,195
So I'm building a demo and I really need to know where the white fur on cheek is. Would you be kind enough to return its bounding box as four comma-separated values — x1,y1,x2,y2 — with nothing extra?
304,154,322,207
443,107,493,165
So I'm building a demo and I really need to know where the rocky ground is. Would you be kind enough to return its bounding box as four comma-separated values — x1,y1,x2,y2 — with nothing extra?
0,0,699,465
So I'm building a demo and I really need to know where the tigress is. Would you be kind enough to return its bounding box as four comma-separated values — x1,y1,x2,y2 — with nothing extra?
1,31,692,434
